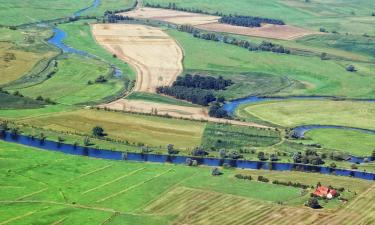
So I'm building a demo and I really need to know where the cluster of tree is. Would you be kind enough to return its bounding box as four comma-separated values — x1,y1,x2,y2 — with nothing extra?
219,149,243,159
292,149,324,165
305,197,321,209
191,146,209,156
106,14,134,23
272,180,310,189
167,144,179,154
173,74,232,90
92,126,105,137
35,96,56,105
257,175,269,183
219,15,285,27
257,151,279,161
156,86,216,106
144,2,210,15
178,25,290,54
234,174,252,180
209,101,229,118
185,158,198,166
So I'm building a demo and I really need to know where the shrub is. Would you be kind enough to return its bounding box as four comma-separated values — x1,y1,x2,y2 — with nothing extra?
306,197,321,209
346,65,356,72
257,176,269,183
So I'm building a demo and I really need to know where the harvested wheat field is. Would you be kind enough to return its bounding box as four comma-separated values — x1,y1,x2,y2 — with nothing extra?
196,23,318,40
121,7,317,40
100,99,270,129
121,7,220,26
92,23,183,93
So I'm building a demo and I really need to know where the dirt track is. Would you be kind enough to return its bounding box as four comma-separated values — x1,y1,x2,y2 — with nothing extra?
121,7,318,40
92,24,183,93
99,99,271,129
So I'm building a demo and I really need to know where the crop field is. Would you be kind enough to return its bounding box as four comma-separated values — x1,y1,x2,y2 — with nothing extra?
1,141,375,225
92,24,183,93
167,29,375,99
143,0,375,35
18,109,206,149
123,7,317,40
239,99,375,130
305,129,375,157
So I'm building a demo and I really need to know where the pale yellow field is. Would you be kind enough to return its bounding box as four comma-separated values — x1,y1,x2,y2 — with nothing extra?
92,23,183,93
0,43,52,85
122,7,318,40
144,184,375,225
100,99,271,129
122,7,220,25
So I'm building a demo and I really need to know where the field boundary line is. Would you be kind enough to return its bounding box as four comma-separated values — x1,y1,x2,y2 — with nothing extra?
82,167,146,194
15,187,48,200
0,210,37,225
65,164,113,184
51,217,67,225
96,169,174,203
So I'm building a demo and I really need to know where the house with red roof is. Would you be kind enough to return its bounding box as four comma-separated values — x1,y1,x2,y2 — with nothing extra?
314,186,338,199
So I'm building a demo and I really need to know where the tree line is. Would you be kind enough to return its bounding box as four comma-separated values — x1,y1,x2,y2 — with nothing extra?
178,24,290,54
156,86,216,106
106,14,134,23
219,15,285,27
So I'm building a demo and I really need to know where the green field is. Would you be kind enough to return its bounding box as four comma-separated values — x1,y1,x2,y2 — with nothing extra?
16,55,125,105
238,99,375,130
202,123,280,150
305,129,375,157
0,0,88,25
18,109,206,150
146,0,375,35
167,29,375,99
58,20,135,80
1,141,373,225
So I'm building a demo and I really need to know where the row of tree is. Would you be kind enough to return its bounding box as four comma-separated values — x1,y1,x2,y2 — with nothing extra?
106,14,134,23
178,24,290,54
173,74,232,90
219,15,285,27
144,2,210,15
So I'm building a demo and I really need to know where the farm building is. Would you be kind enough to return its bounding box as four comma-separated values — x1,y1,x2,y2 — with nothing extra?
314,186,338,199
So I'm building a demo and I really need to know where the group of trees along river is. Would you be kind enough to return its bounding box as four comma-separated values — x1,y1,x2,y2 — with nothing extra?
219,15,285,27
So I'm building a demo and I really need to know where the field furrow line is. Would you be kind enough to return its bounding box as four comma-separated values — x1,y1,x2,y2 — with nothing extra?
65,164,113,184
96,169,173,203
82,167,145,194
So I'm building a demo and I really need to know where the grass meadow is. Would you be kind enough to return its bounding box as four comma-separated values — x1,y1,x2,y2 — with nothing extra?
167,29,375,99
239,99,375,130
305,129,375,157
18,55,125,105
126,92,197,107
1,141,374,224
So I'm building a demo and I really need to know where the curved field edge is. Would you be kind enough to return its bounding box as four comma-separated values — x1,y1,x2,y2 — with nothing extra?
237,99,375,130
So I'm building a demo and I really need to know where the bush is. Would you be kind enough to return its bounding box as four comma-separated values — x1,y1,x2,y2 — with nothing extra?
257,176,269,183
346,65,356,72
212,167,223,176
306,197,321,209
92,126,105,137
